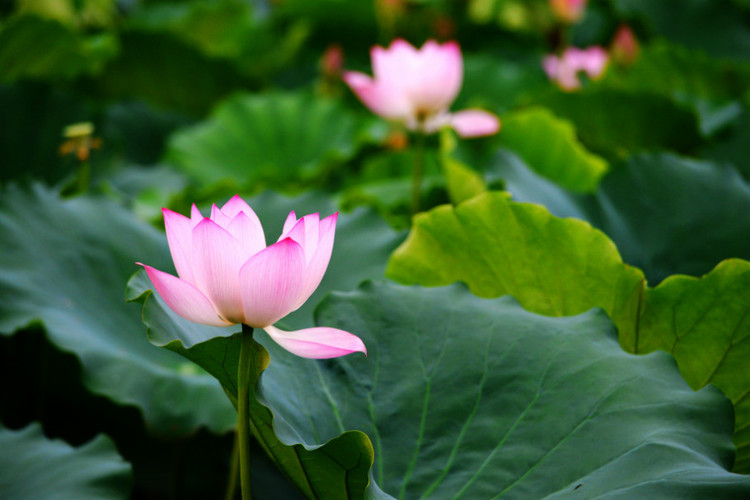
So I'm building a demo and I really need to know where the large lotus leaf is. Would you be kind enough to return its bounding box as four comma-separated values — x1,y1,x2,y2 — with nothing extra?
498,107,608,192
0,183,234,434
590,153,750,284
0,184,400,436
610,0,750,60
478,149,750,284
386,188,750,471
0,423,131,500
635,259,750,472
93,30,248,116
468,148,591,221
443,155,487,205
166,92,360,187
537,89,702,159
0,15,117,83
134,280,750,498
387,191,645,343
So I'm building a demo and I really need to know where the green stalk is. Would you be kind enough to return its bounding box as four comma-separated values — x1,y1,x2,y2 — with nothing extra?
223,433,239,500
238,324,254,500
76,160,90,195
411,130,426,216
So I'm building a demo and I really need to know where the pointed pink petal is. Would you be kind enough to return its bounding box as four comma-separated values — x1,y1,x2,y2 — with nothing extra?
343,71,411,120
279,213,322,263
227,212,266,258
282,216,305,246
162,208,196,284
191,218,245,324
264,325,366,359
282,211,297,236
238,238,306,328
221,195,253,218
190,204,203,223
295,213,320,263
294,212,336,309
302,213,320,256
138,264,232,327
450,110,501,138
210,203,232,228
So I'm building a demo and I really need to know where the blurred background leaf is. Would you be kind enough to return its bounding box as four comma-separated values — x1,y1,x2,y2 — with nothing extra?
0,423,132,500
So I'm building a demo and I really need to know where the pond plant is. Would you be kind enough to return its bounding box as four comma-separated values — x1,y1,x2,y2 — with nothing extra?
1,1,750,499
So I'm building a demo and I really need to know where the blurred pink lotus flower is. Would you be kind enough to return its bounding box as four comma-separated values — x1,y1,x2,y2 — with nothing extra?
139,195,366,359
610,25,640,66
343,39,500,137
549,0,587,24
543,46,609,91
321,44,344,79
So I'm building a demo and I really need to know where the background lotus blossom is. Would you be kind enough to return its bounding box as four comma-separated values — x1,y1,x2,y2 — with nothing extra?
343,39,499,137
139,195,366,359
543,46,609,90
610,25,640,65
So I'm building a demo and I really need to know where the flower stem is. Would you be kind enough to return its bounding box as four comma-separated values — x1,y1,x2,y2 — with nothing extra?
238,324,254,500
411,130,426,216
76,160,90,195
223,432,239,500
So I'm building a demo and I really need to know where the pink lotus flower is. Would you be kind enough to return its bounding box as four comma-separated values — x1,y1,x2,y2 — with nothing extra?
610,25,640,66
138,196,366,359
343,39,500,138
549,0,587,24
543,46,609,91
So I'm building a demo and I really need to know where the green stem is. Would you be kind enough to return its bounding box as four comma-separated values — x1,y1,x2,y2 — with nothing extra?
223,432,240,500
76,160,90,195
238,324,254,500
411,130,426,216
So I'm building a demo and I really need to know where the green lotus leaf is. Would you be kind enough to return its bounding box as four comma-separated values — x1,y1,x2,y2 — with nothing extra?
0,423,131,500
135,280,750,498
0,184,399,435
386,186,750,471
0,183,234,435
166,92,360,187
387,191,645,342
480,150,750,284
498,107,608,192
636,259,750,472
